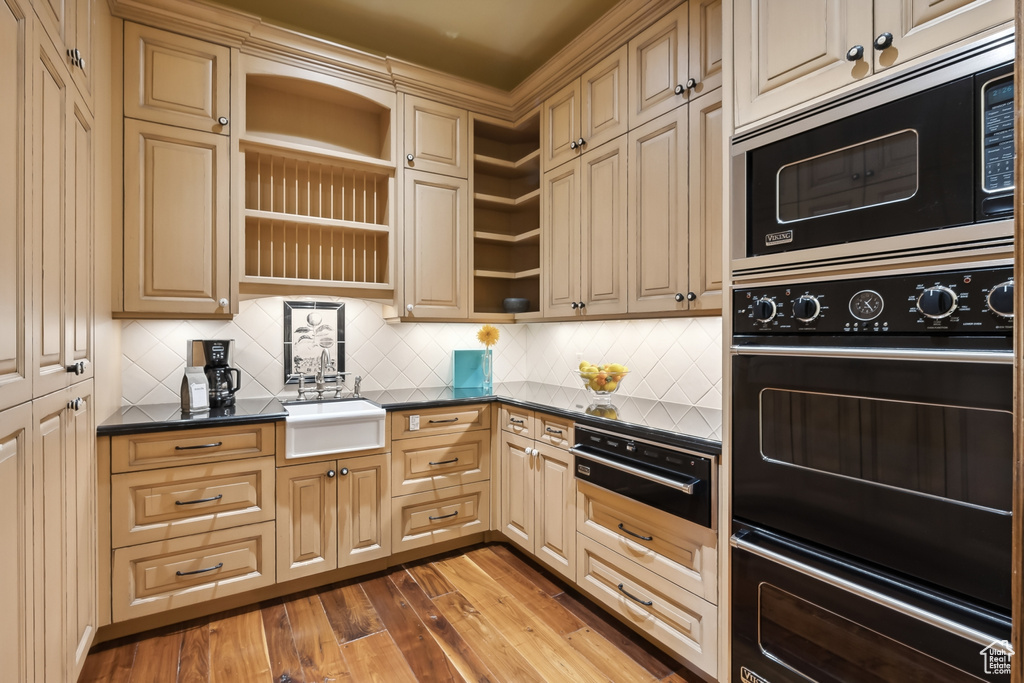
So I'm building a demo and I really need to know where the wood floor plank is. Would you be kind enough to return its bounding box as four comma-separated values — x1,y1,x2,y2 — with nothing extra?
564,627,660,683
434,554,508,609
260,601,306,683
432,590,545,682
79,643,137,683
362,574,465,683
405,561,457,598
392,570,498,683
177,626,211,683
283,593,351,682
488,544,564,597
341,631,418,683
208,607,273,683
128,631,184,683
319,582,385,643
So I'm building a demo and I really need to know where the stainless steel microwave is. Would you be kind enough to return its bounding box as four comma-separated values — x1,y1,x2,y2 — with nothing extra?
731,31,1014,277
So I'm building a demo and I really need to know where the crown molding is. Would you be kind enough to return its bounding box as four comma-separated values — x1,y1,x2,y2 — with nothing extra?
106,0,258,46
388,58,515,120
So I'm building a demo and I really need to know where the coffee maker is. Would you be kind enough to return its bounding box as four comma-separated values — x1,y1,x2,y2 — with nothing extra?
187,340,242,408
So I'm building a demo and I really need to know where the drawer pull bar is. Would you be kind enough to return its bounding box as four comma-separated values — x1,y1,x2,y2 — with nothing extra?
617,523,653,542
428,510,459,521
509,417,525,425
175,442,224,451
428,417,459,424
175,494,224,506
176,562,224,577
616,583,653,606
546,427,564,435
428,457,459,466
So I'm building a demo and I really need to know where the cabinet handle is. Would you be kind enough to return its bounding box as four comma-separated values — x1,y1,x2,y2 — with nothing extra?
569,140,578,150
577,138,585,147
406,153,415,162
578,301,586,309
616,583,653,606
66,397,83,411
428,457,459,466
509,417,525,425
428,510,459,521
846,45,864,61
340,467,349,476
174,442,224,451
176,562,224,577
674,83,684,95
570,301,579,310
545,427,563,435
428,417,459,424
218,298,229,307
674,293,685,302
327,469,336,478
66,361,85,375
687,292,696,301
685,77,698,91
406,304,414,312
175,494,224,506
617,522,653,542
217,116,228,126
873,32,894,51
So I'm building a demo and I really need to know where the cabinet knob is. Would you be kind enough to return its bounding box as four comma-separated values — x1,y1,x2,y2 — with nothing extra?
569,140,578,150
66,361,86,375
578,301,585,309
340,467,349,476
406,303,414,312
685,77,698,90
67,397,82,411
570,301,579,309
873,32,894,51
406,153,415,163
674,84,684,95
327,469,336,478
674,293,684,302
218,298,229,307
577,138,585,147
687,292,696,301
846,45,864,61
217,116,229,126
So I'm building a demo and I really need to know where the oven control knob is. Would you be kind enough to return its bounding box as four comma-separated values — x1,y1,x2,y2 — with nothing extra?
752,297,777,323
916,286,958,319
792,295,821,322
987,281,1014,318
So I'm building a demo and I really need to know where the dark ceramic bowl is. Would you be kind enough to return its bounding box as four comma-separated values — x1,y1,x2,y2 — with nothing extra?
502,297,529,313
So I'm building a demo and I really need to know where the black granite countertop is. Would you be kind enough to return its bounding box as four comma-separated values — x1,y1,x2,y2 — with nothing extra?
97,397,288,436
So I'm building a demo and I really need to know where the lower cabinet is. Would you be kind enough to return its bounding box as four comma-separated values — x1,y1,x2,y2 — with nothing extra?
392,480,490,552
276,452,391,582
0,403,34,683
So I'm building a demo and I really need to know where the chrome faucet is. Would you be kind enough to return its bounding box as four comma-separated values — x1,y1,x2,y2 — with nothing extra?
315,349,331,398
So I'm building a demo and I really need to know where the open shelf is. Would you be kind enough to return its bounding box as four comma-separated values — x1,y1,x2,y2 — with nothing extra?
474,228,540,244
473,148,541,178
473,188,540,212
474,268,541,279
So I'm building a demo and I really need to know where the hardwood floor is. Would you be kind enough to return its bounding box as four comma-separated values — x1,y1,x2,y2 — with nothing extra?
79,543,707,682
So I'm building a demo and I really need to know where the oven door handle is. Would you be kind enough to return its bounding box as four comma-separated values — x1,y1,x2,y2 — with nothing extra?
732,344,1013,364
569,447,696,495
730,532,1014,654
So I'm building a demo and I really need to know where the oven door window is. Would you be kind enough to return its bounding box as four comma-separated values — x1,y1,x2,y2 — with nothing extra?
777,130,919,223
760,388,1011,513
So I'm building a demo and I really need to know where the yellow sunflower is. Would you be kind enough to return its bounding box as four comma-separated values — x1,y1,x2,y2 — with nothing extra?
476,324,500,348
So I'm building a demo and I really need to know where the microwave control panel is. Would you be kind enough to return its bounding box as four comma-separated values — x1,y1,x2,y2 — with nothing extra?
733,266,1013,336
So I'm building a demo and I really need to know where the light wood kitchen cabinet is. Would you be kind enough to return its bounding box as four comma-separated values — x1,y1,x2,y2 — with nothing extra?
542,135,628,317
122,118,232,316
391,430,490,497
277,452,390,582
403,94,468,178
734,0,1011,128
402,170,469,318
542,46,628,170
32,0,92,109
686,88,723,311
0,402,34,683
391,403,491,439
392,480,490,552
123,22,231,134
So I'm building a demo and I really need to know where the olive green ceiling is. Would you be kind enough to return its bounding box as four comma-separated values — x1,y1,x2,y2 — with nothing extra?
207,0,621,90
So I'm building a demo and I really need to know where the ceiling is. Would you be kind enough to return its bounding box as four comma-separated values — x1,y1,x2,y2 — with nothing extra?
207,0,621,90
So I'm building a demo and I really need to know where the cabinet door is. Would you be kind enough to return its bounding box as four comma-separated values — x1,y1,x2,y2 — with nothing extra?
734,0,871,128
580,136,628,316
68,0,91,106
627,108,689,313
276,460,338,582
533,442,575,582
0,403,33,683
872,0,1012,71
65,381,95,681
687,89,723,311
123,118,231,316
403,95,468,178
123,22,231,134
580,46,627,153
338,452,390,567
0,0,32,412
541,161,580,317
628,3,689,128
542,79,581,170
499,432,534,552
689,0,724,97
66,91,92,381
403,170,469,318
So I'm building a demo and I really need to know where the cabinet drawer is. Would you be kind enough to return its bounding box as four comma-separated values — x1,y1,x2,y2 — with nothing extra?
111,422,279,472
391,404,490,439
576,534,718,678
499,405,533,437
112,457,275,548
577,480,717,603
392,481,489,552
112,522,275,621
536,413,573,450
392,430,490,496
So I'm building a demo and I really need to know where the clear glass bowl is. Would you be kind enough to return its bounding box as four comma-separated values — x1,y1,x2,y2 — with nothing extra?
578,369,629,405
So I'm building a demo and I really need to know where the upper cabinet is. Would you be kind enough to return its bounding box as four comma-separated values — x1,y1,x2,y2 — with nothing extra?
403,95,468,178
123,22,231,134
734,0,1012,128
31,0,92,109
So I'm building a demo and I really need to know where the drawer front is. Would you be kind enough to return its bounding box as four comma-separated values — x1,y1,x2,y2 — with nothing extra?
392,430,490,496
112,522,275,621
111,422,279,472
576,534,718,678
392,481,490,552
577,480,717,603
536,413,573,450
111,457,275,548
499,405,534,437
391,404,490,439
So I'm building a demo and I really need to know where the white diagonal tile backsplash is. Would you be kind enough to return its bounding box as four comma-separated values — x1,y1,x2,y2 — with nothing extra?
120,297,723,439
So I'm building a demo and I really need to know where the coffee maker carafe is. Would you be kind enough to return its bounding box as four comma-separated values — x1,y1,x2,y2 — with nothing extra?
188,340,242,408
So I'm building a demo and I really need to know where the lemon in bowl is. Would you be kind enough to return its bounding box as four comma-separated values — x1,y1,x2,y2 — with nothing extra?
577,362,629,404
